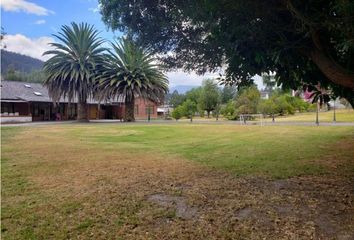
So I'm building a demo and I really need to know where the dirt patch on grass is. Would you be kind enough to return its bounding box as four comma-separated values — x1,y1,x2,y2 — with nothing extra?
148,193,198,220
2,125,354,239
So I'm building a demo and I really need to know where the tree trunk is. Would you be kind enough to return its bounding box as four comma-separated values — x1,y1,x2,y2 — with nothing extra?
308,48,354,89
77,100,89,122
303,31,354,89
124,98,135,122
207,111,210,118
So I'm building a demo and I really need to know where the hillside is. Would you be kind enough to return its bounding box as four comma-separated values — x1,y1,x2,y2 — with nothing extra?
1,50,44,74
169,85,198,94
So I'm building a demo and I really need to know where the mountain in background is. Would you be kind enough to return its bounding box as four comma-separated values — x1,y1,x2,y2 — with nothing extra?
1,50,45,83
169,85,199,94
1,50,44,74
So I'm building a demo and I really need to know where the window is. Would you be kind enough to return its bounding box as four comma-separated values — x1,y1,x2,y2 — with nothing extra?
134,105,139,115
32,103,40,116
68,104,77,116
1,103,14,113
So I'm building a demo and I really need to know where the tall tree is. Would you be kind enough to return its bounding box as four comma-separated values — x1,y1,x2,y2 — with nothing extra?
185,87,203,116
234,86,261,114
99,0,354,104
181,99,197,122
43,22,106,121
199,79,220,118
221,85,237,104
98,38,168,122
169,90,186,107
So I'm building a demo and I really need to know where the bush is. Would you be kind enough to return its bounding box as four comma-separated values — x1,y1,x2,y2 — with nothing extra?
220,100,236,120
234,86,261,114
171,106,183,120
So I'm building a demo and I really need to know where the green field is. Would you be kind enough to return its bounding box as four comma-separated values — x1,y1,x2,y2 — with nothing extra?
274,109,354,122
1,124,354,239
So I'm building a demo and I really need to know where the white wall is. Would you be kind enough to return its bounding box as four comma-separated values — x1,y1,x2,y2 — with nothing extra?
1,116,32,123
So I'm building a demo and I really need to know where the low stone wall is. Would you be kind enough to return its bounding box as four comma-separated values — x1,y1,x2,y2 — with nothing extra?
1,116,32,123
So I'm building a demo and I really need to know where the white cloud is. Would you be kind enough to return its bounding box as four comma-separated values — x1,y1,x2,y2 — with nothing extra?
167,71,264,89
1,0,54,16
2,34,55,61
88,4,101,13
34,19,46,25
167,71,219,87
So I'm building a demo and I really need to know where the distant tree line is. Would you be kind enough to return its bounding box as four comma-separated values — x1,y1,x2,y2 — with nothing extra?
170,80,326,121
170,79,237,121
4,68,46,83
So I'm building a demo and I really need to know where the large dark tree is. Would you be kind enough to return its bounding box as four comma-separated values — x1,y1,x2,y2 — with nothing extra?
99,0,354,105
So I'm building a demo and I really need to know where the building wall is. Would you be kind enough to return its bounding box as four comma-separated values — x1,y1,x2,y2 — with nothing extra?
1,102,30,115
31,102,52,121
1,116,32,123
89,104,98,119
134,98,158,119
1,97,159,121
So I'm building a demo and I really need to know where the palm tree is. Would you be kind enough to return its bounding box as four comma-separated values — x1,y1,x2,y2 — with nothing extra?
309,85,330,126
98,39,168,122
43,22,106,121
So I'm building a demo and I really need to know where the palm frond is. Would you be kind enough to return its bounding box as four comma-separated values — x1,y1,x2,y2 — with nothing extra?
97,38,168,103
43,22,106,103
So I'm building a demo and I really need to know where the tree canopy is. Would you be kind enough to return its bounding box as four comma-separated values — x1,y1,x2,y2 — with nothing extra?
199,79,221,117
43,22,106,121
99,0,354,105
98,38,169,121
169,90,186,108
234,85,261,114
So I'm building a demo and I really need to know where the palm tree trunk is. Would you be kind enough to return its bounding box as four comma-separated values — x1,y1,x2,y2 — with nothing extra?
124,98,135,122
77,100,89,122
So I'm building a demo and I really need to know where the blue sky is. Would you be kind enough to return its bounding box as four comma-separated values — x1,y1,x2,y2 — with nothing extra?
1,0,118,40
1,0,263,88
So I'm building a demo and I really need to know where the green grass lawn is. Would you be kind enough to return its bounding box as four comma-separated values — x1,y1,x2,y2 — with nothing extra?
1,124,354,239
271,109,354,122
81,124,354,178
171,109,354,123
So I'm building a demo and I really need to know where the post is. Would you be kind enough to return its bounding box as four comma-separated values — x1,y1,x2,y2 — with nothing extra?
148,105,151,122
27,102,31,116
97,103,100,120
316,100,319,126
333,100,336,123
